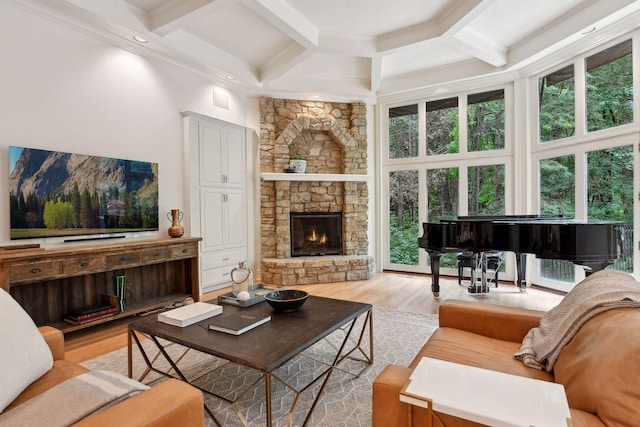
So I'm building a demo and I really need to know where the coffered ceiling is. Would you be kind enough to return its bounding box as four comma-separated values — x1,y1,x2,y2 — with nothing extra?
12,0,640,101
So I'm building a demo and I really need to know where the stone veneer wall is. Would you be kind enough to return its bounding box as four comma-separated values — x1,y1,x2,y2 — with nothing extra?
259,97,374,285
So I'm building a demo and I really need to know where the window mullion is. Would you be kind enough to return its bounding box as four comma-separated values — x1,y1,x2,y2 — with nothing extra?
418,101,427,159
575,151,587,221
574,58,586,138
459,95,468,155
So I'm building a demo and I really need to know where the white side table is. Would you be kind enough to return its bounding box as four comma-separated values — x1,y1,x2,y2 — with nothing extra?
400,357,571,427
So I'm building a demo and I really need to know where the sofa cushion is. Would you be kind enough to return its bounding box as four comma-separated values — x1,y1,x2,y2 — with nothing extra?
0,288,54,413
415,327,554,382
554,308,640,427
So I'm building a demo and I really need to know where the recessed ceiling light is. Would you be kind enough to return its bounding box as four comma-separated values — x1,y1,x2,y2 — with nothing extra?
310,95,321,100
133,36,148,43
225,75,236,80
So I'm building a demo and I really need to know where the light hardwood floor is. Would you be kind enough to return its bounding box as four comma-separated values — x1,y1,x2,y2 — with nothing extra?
63,272,564,363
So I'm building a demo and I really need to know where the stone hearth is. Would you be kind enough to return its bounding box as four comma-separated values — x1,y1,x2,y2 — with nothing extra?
259,98,374,286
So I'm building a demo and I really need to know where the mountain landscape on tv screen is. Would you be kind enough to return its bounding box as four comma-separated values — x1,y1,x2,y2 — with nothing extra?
9,146,158,239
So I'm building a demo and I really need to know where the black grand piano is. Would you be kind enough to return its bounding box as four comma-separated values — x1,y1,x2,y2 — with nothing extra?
418,215,622,296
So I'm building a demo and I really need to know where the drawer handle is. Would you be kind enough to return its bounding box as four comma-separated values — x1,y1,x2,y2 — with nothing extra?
80,261,90,267
31,268,41,274
152,252,161,257
223,272,229,276
120,256,128,261
182,249,189,254
222,257,230,261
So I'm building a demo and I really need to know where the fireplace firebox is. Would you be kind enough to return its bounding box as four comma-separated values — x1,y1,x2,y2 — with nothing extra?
290,213,342,256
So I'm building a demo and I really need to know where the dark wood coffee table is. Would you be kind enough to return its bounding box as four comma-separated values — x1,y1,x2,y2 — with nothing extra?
127,295,373,427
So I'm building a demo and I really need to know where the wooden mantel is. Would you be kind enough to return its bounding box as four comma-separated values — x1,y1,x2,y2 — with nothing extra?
261,173,371,182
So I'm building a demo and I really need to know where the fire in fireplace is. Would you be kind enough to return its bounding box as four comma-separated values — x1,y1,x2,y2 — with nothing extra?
290,212,342,256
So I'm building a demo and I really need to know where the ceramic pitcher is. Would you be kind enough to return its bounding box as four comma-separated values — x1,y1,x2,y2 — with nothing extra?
167,209,184,238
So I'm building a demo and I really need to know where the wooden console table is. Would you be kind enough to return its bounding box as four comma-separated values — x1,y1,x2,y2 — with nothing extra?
0,237,201,332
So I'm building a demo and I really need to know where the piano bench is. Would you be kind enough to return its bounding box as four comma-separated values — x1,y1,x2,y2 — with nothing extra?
456,252,476,285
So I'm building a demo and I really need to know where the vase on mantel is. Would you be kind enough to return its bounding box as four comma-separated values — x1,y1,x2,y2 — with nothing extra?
289,159,307,173
167,209,184,238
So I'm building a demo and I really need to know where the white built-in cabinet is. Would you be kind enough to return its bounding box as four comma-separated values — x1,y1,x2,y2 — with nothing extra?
183,112,253,294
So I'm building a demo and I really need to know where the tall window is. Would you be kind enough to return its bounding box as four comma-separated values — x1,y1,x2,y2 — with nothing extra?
468,164,505,216
587,146,634,272
426,98,458,155
540,156,576,217
586,39,633,132
389,105,418,158
427,167,459,268
388,170,419,265
535,37,636,288
539,155,576,282
468,90,505,151
384,88,509,274
539,65,575,142
427,168,459,221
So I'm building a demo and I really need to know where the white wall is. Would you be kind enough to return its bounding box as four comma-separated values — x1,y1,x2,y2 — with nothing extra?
0,2,253,246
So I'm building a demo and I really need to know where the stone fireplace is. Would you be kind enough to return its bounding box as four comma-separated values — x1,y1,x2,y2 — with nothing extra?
259,97,374,285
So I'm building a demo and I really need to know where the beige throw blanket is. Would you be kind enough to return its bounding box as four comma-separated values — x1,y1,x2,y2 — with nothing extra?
0,370,148,427
514,269,640,371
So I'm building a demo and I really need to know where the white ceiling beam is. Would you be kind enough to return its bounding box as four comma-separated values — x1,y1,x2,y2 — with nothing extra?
508,0,640,68
242,0,319,49
439,0,506,67
448,27,507,67
162,30,260,85
376,0,489,54
378,59,507,99
149,0,235,36
261,75,373,102
259,43,312,83
440,0,496,36
29,0,150,33
376,23,445,54
370,56,382,94
318,34,377,56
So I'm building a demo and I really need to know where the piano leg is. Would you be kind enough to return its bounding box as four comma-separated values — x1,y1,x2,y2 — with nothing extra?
515,252,527,292
428,251,441,297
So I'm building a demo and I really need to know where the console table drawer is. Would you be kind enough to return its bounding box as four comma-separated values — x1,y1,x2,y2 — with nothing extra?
171,243,198,259
106,252,141,268
142,247,171,262
63,256,107,275
9,261,60,282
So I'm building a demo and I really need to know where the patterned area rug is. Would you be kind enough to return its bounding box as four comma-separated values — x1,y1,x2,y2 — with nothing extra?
81,306,438,427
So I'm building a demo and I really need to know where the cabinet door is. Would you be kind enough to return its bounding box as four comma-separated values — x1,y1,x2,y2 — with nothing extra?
199,188,246,251
200,188,225,252
225,189,247,248
225,127,246,187
199,121,224,186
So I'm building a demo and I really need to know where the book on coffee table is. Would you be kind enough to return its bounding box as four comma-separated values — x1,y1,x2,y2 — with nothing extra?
158,302,223,327
208,311,271,335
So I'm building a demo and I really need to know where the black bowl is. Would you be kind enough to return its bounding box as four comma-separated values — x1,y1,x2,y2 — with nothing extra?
264,290,309,312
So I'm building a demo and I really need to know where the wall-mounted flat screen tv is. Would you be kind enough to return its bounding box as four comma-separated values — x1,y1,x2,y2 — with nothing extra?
9,146,158,240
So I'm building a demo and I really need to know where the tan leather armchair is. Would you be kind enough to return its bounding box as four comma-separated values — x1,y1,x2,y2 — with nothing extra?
373,298,640,427
4,326,205,427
